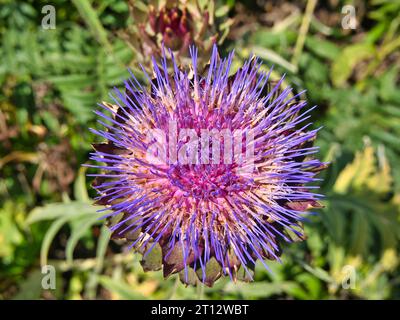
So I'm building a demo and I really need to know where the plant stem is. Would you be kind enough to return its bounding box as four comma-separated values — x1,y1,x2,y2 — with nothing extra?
291,0,318,68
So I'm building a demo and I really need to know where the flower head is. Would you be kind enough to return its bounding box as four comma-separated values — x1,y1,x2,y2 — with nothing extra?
89,46,326,286
122,0,227,68
149,5,192,50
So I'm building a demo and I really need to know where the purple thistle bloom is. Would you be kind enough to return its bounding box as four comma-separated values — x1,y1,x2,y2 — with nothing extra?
89,46,326,286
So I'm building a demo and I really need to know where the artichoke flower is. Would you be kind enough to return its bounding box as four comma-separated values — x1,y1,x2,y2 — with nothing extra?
88,45,326,286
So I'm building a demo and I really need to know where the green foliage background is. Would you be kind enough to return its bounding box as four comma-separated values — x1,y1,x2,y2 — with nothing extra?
0,0,399,299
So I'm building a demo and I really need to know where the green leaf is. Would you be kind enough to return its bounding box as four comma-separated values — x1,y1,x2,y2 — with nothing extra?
12,270,43,300
301,263,333,283
74,167,89,203
72,0,113,54
47,74,96,88
96,225,111,272
305,36,340,60
40,215,70,266
65,214,101,265
27,202,101,224
349,210,370,256
224,281,295,299
245,47,297,73
331,43,375,87
98,276,146,300
86,225,110,298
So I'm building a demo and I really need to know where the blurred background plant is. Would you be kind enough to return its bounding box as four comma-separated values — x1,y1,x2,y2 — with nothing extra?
119,0,233,68
0,0,399,300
